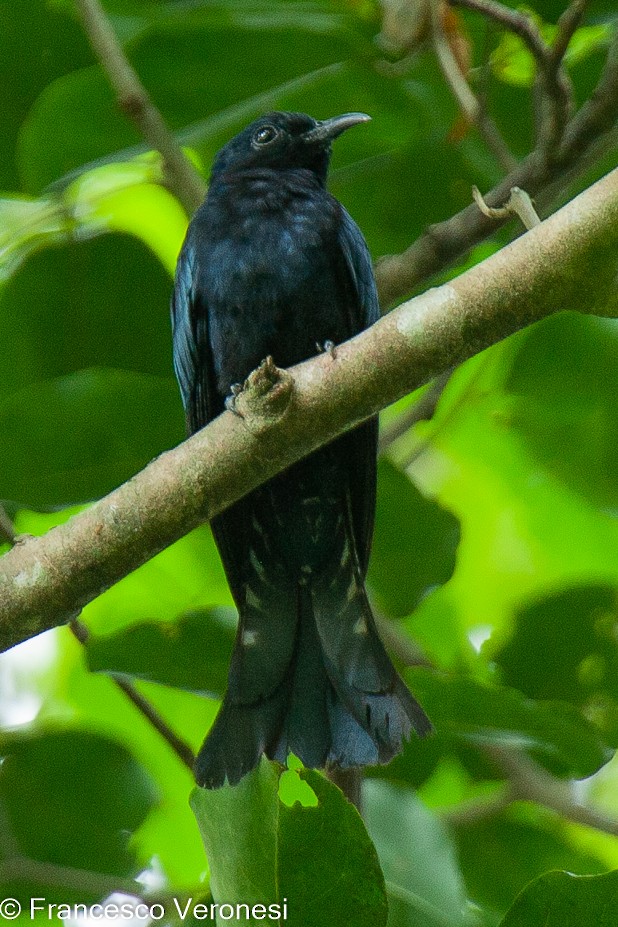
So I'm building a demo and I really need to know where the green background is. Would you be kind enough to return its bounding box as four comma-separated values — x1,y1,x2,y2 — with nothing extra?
1,1,618,924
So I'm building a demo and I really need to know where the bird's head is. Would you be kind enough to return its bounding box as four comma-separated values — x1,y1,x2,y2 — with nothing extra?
210,111,370,184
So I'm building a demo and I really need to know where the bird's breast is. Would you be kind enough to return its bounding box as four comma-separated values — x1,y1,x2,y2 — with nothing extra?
195,176,347,395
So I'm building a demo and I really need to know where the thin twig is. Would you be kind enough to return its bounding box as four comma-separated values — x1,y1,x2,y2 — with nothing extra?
448,0,573,157
560,29,618,163
473,185,541,228
0,856,141,898
378,368,454,452
485,745,618,838
70,619,196,771
550,0,589,69
442,784,514,826
430,0,517,171
75,0,205,215
449,0,548,61
375,613,432,668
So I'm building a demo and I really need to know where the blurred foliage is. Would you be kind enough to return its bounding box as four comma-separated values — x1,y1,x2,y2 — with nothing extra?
1,0,618,925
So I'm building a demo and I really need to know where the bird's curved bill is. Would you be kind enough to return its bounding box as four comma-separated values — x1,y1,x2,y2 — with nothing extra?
302,112,371,144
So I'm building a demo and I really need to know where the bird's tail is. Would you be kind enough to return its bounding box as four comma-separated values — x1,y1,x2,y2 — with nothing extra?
194,536,431,789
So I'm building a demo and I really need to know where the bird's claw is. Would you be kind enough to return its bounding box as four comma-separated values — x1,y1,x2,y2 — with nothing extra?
316,339,337,359
225,382,245,418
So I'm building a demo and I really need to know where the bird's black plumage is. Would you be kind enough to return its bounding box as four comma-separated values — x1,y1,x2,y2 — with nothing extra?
171,111,431,788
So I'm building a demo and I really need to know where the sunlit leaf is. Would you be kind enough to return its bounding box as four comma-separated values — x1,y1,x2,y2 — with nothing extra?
499,869,618,927
191,760,388,927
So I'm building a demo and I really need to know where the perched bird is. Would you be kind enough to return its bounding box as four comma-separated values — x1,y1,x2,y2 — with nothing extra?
171,111,431,789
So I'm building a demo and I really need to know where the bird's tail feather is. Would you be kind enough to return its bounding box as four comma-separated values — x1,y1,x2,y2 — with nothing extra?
195,553,431,789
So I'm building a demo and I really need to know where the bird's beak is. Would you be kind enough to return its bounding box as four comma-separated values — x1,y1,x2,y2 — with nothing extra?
302,112,371,144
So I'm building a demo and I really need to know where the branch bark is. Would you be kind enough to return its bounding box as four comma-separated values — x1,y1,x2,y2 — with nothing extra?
376,28,618,305
2,167,618,651
75,0,205,215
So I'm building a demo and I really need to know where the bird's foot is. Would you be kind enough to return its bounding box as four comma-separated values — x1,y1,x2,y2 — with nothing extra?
316,339,337,359
225,382,245,418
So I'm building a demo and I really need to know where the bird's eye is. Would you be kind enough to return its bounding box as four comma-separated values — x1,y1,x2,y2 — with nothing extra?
252,125,278,146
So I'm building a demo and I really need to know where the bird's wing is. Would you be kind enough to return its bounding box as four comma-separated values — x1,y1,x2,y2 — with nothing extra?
171,230,249,596
171,232,216,432
336,207,380,577
337,207,380,331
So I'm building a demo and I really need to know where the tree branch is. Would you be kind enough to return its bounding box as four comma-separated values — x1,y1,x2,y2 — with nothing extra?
1,168,618,651
0,856,141,899
75,0,205,215
485,745,618,838
430,0,517,171
550,1,588,71
448,0,575,139
560,28,618,163
0,504,16,546
70,620,195,771
375,27,618,305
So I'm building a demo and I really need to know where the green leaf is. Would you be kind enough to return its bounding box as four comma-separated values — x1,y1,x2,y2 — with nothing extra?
503,314,618,509
191,760,388,927
0,729,158,903
455,808,608,919
499,869,618,927
406,669,611,778
0,368,183,507
369,459,460,617
0,0,93,190
0,233,176,400
0,156,186,285
564,24,612,67
494,585,618,746
86,608,237,696
364,780,467,927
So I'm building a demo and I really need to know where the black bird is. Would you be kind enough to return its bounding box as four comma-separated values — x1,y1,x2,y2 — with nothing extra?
171,111,431,789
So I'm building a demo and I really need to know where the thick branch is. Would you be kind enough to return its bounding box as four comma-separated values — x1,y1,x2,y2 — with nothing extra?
75,0,205,215
2,168,618,651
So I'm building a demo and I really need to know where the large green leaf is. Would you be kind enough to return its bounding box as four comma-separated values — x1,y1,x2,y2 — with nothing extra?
406,669,611,778
191,760,388,927
503,314,618,509
494,585,618,746
499,869,618,927
455,808,608,920
364,780,467,927
0,729,158,904
87,608,237,695
0,0,93,190
370,458,460,617
0,234,176,399
0,368,182,507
